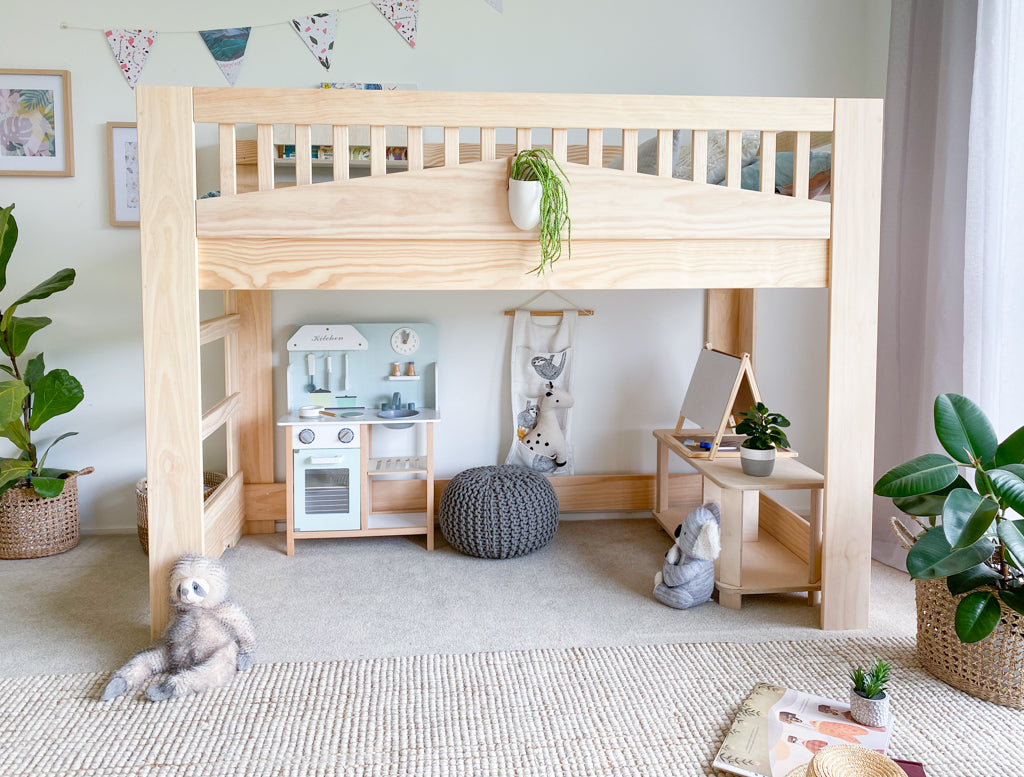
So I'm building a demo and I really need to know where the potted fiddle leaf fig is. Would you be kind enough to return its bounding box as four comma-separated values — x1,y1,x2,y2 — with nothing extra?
0,203,87,559
508,148,571,276
734,402,790,477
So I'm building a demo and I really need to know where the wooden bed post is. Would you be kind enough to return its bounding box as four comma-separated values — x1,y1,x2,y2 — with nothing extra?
138,86,204,637
821,98,883,630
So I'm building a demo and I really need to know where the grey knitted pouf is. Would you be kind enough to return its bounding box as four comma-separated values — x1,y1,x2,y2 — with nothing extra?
439,465,559,559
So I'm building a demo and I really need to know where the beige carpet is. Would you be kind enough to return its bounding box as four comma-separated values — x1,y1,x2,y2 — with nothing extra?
0,636,1016,776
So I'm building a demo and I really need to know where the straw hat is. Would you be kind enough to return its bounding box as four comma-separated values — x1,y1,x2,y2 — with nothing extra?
802,744,903,777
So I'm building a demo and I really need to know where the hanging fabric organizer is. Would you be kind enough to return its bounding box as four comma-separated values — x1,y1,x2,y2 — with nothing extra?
504,309,578,476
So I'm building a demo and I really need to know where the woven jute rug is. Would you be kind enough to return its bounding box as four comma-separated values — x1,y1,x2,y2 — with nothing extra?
0,636,1017,776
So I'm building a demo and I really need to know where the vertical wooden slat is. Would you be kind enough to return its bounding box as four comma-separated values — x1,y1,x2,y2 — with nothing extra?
726,130,743,188
285,439,295,556
294,124,312,186
256,124,274,191
552,128,568,164
480,127,496,162
407,126,424,171
444,126,460,166
516,127,531,152
621,129,639,173
705,289,757,367
821,99,883,631
137,86,204,638
224,290,273,484
656,129,673,177
691,129,709,184
425,423,435,551
332,125,350,181
361,425,372,530
370,125,387,176
218,124,237,196
760,130,777,194
794,130,811,199
587,128,603,167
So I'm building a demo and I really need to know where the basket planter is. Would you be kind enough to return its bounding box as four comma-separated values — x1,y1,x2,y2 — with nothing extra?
136,472,226,555
0,468,93,559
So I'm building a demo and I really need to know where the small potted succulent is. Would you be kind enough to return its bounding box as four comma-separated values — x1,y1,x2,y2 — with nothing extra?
734,402,790,477
507,148,571,276
848,659,892,727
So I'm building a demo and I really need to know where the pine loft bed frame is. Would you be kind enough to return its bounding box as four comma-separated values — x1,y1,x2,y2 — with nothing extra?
136,87,882,636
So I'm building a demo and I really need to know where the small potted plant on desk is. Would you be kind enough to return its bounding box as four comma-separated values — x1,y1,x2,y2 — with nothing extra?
848,659,892,727
507,148,571,276
734,402,791,477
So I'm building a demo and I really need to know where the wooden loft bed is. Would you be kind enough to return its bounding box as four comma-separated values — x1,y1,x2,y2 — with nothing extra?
136,87,882,636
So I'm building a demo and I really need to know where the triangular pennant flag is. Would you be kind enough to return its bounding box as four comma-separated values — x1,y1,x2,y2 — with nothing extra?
373,0,419,48
291,11,339,70
199,28,251,86
104,29,157,90
484,0,503,11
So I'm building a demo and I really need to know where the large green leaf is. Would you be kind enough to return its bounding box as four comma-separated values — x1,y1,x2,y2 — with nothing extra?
0,379,28,428
0,458,32,491
947,563,1002,595
894,475,972,517
906,526,994,579
27,369,83,430
28,475,65,498
943,488,999,549
0,268,75,333
989,468,1024,516
24,353,43,391
955,590,1002,643
999,588,1024,617
996,426,1024,467
0,419,30,453
874,453,959,498
997,520,1024,574
0,315,50,358
934,393,998,465
37,431,77,470
0,204,15,293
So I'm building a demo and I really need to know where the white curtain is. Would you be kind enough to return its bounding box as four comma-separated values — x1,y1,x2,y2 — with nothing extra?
873,0,1024,567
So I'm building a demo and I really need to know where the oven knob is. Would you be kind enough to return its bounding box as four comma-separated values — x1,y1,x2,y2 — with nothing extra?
297,428,315,445
337,428,355,444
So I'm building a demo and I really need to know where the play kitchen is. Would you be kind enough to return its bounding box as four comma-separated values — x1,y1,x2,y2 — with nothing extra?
278,323,439,554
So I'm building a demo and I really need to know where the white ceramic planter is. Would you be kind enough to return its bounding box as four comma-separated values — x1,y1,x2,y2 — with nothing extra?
740,446,776,477
508,178,542,230
849,689,889,727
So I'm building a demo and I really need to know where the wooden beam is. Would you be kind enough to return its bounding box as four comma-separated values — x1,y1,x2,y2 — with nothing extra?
224,291,274,484
201,392,240,440
199,313,240,345
705,289,757,364
203,471,245,555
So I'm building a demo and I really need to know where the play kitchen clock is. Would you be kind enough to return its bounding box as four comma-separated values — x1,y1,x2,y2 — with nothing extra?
391,326,420,355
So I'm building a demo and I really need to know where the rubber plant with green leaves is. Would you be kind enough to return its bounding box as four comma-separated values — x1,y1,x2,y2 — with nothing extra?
508,148,571,276
874,393,1024,643
0,204,83,498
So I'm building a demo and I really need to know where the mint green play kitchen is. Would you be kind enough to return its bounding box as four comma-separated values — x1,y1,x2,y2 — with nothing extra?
278,323,439,556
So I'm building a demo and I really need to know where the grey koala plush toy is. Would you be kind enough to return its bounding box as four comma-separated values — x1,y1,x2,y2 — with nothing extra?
653,502,721,609
101,554,256,702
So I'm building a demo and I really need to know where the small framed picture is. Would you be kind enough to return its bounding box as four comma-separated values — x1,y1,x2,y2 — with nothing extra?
0,69,74,177
107,122,139,227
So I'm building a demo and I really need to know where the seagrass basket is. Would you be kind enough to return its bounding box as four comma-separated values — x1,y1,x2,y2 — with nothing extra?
0,468,93,559
892,517,1024,709
135,472,225,555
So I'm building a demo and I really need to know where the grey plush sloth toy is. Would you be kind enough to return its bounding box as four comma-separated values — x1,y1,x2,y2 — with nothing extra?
101,554,256,702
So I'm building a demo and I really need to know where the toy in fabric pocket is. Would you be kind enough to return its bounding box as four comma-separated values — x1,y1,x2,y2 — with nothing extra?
100,554,256,702
519,381,574,470
653,503,721,609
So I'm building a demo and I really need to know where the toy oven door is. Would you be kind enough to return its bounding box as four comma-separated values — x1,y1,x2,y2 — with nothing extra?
292,448,361,531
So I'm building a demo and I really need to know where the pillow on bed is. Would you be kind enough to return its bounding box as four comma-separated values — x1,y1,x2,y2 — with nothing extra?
610,131,760,184
737,150,831,195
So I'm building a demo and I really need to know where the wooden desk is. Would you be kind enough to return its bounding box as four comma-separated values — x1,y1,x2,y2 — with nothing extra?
653,429,823,609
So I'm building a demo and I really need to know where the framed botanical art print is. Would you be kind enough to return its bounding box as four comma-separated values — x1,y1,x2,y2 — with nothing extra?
0,69,74,177
107,122,139,227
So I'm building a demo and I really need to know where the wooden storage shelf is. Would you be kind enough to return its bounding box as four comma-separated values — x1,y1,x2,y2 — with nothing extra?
368,456,428,475
362,423,435,550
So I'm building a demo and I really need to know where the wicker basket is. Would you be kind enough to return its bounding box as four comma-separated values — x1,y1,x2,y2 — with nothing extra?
892,517,1024,709
0,467,93,559
136,472,226,555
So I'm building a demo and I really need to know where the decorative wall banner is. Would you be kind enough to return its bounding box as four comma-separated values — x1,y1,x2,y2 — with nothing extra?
372,0,419,48
484,0,503,12
291,11,339,70
104,29,157,89
199,27,251,86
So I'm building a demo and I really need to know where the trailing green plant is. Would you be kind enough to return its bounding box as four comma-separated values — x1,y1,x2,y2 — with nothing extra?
849,659,892,700
875,393,1024,644
509,148,571,276
0,204,83,498
734,402,791,451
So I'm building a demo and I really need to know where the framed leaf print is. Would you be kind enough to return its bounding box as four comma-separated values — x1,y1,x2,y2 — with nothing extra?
107,122,139,226
0,69,74,177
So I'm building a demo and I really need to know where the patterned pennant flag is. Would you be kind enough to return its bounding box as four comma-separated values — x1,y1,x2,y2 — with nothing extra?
373,0,419,48
291,11,339,70
104,29,157,89
484,0,503,11
199,27,252,86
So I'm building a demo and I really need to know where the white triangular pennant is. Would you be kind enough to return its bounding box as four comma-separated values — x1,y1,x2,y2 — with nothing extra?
104,29,157,90
373,0,419,48
291,11,339,70
199,27,251,86
484,0,503,12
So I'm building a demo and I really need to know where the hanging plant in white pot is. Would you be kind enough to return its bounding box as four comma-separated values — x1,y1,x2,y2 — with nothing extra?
508,148,571,276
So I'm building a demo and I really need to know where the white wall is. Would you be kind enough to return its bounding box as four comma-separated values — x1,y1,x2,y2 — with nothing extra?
1,0,890,532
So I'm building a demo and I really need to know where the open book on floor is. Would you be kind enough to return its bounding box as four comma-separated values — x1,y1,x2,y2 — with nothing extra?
713,683,893,777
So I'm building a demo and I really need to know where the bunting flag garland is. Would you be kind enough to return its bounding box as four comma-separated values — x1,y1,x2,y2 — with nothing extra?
372,0,419,48
291,11,339,70
104,28,157,89
484,0,503,12
199,27,251,86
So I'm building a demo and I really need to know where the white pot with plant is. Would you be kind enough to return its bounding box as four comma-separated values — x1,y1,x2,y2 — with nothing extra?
734,402,791,477
508,148,571,276
848,659,892,727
